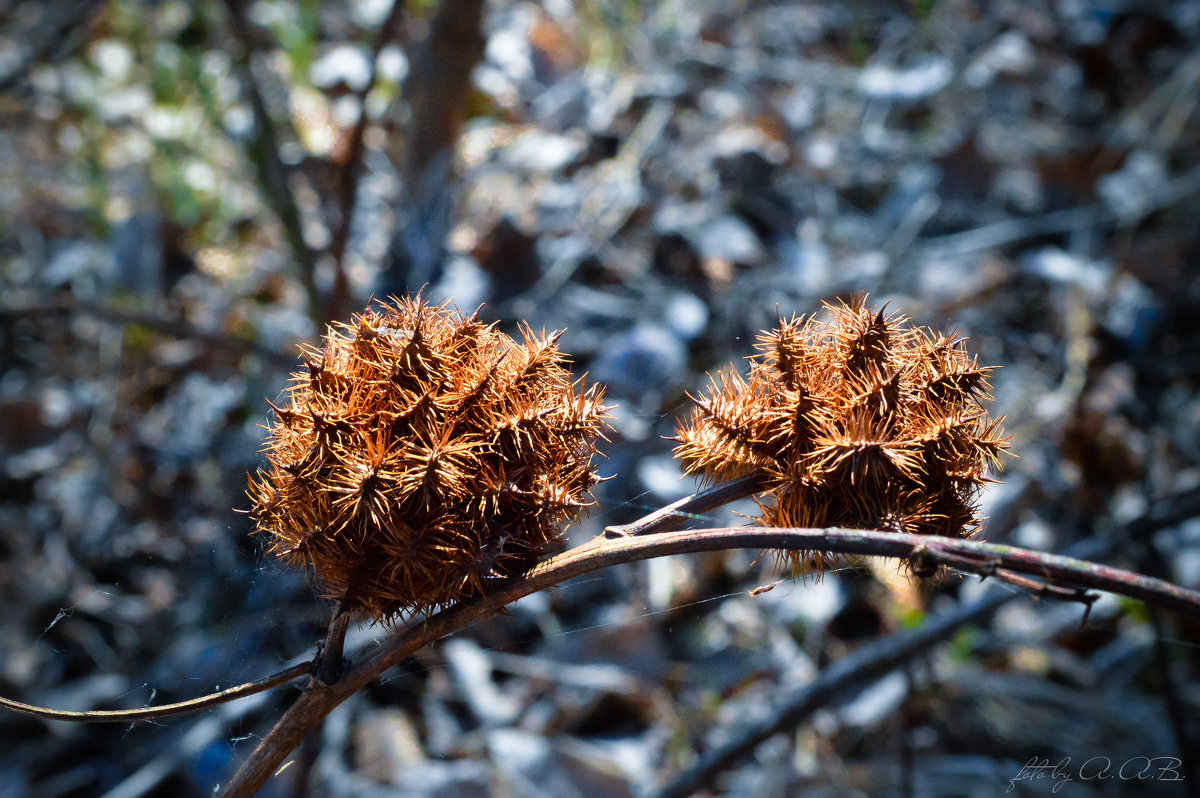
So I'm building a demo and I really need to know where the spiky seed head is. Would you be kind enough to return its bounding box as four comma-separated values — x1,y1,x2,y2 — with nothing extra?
248,296,611,624
674,293,1010,577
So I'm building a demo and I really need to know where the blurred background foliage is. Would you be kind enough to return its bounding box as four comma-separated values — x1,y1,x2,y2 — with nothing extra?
1,0,1199,796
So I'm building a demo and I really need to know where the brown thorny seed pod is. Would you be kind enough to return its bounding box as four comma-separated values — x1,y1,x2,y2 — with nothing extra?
248,297,611,624
674,294,1010,578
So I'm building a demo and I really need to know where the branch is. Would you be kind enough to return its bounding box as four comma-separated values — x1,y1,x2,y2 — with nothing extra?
221,519,1200,795
315,604,351,686
604,474,769,538
645,484,1200,796
644,517,1183,797
0,662,310,724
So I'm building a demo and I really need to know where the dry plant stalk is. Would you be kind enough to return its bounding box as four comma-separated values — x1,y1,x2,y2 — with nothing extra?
8,294,1200,798
247,296,610,624
675,293,1010,575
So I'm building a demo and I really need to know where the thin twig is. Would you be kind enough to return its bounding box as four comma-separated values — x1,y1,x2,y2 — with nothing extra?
221,521,1200,795
991,568,1098,609
915,547,1099,609
0,662,310,724
603,474,769,538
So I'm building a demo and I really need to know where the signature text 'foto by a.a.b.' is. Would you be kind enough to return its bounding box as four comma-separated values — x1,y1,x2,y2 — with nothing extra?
1007,756,1184,794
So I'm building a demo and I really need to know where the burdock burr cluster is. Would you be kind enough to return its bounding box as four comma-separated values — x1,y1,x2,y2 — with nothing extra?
250,294,1007,623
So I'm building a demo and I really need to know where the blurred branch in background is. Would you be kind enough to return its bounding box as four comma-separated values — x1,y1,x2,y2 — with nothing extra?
214,0,486,323
324,0,407,324
3,1,1200,795
0,0,105,93
382,0,486,297
0,299,293,365
651,589,1016,798
221,0,323,324
651,482,1200,797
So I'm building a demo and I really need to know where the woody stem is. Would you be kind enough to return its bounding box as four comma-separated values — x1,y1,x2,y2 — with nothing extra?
222,519,1200,796
316,602,351,685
